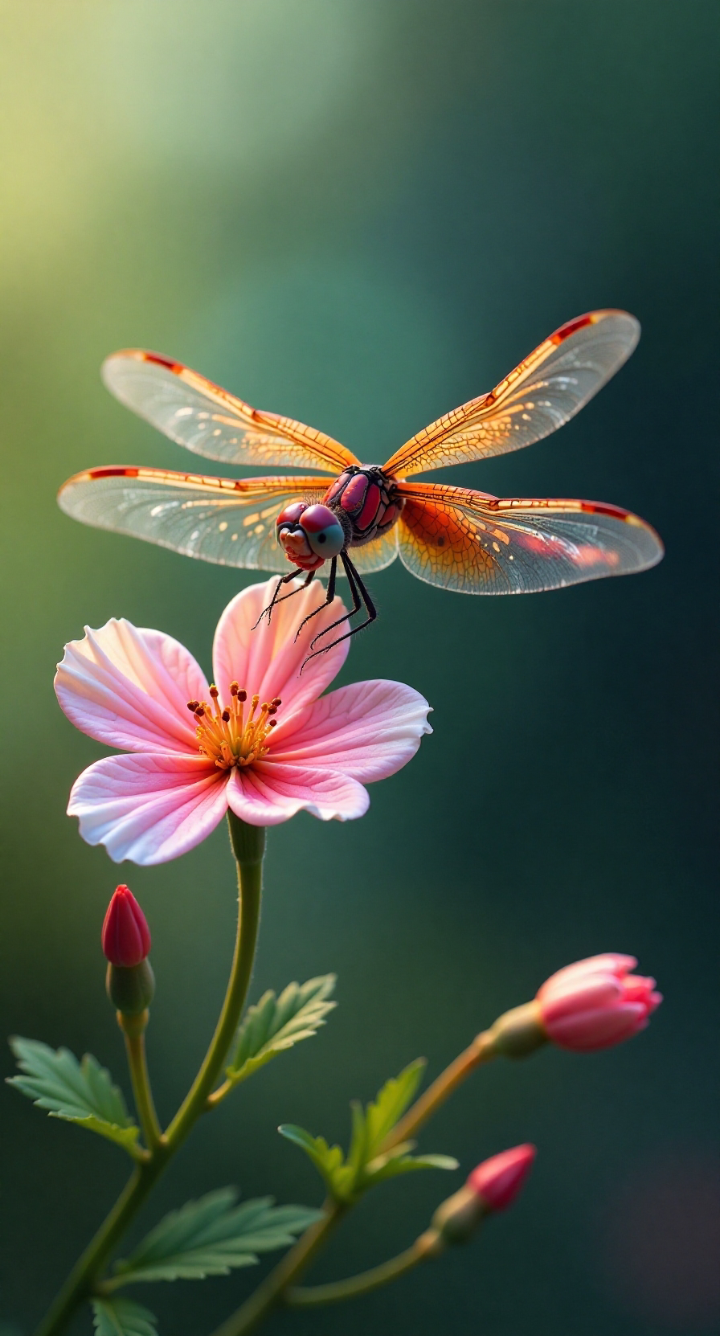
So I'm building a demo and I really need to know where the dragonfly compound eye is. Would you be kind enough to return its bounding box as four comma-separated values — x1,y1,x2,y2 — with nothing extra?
298,504,346,559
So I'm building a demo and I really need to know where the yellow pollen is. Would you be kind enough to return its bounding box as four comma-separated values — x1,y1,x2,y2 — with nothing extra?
187,687,280,770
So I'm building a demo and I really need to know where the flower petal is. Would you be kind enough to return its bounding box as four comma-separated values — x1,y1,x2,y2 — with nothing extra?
212,577,350,720
538,954,637,997
55,620,208,753
539,976,624,1022
226,760,369,826
68,753,228,864
271,680,432,781
547,1002,648,1051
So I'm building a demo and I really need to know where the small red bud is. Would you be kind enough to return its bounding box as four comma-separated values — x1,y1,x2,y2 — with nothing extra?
102,885,151,967
467,1144,536,1213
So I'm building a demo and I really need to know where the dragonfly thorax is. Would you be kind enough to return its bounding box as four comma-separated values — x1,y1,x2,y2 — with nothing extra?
322,466,402,550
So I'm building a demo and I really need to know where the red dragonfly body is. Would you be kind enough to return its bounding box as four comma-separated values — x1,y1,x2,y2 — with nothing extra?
59,310,663,657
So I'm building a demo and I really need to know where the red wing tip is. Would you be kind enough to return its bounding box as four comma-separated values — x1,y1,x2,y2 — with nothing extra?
141,351,184,372
87,465,141,481
103,349,183,372
550,309,638,345
58,466,141,494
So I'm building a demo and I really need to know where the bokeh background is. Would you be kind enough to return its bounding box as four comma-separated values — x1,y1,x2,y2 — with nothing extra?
1,3,718,1333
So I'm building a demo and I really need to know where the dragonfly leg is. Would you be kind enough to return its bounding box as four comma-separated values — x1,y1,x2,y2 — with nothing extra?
293,558,338,642
253,569,314,630
301,554,377,668
306,554,362,651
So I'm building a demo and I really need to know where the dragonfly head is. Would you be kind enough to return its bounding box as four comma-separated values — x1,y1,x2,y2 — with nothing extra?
276,502,346,571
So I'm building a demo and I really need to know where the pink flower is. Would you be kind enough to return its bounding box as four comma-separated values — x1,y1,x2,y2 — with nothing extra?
537,953,662,1052
467,1143,536,1213
55,577,432,865
102,885,151,966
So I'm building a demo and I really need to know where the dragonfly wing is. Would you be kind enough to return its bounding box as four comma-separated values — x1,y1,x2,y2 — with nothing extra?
102,350,360,474
383,311,640,478
396,482,663,594
58,467,328,572
344,528,400,575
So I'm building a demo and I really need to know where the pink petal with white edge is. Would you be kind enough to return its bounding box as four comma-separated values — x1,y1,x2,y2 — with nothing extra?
55,620,208,754
68,753,228,864
539,954,637,996
227,761,369,826
272,680,432,782
539,976,624,1021
212,577,350,720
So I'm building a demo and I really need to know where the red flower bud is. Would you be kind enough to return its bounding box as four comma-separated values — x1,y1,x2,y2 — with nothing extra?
431,1143,536,1246
101,885,151,967
536,953,662,1052
467,1143,536,1213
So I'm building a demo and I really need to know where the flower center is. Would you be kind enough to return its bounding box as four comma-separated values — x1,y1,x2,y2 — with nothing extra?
186,683,281,770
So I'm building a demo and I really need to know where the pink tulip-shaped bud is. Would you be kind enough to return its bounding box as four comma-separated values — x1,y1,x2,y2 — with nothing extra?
431,1144,536,1245
102,885,151,967
467,1143,536,1212
536,953,662,1052
102,886,154,1018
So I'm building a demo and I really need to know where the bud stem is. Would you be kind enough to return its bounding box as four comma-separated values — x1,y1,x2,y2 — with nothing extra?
380,1029,497,1152
285,1230,440,1307
119,1020,162,1153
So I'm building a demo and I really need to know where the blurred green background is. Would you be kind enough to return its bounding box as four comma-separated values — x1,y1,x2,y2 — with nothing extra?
1,3,718,1333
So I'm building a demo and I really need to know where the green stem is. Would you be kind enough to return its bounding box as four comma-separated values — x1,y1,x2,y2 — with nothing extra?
122,1023,162,1152
33,814,265,1336
285,1229,439,1306
33,1158,168,1336
165,814,264,1145
209,1201,346,1336
381,1030,496,1151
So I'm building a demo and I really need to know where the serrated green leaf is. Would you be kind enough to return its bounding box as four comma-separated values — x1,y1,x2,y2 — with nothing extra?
278,1059,454,1202
277,1125,345,1191
226,976,336,1087
363,1059,426,1161
7,1039,140,1156
91,1298,157,1336
111,1188,323,1285
365,1151,459,1185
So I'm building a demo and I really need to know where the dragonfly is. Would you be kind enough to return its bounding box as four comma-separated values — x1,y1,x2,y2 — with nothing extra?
58,309,663,659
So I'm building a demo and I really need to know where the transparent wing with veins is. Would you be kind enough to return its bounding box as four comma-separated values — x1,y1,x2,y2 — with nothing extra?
58,467,328,572
383,310,640,478
396,481,663,594
102,350,360,474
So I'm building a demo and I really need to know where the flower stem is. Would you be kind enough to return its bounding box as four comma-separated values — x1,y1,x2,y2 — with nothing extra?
120,1017,162,1153
209,1201,346,1336
33,1159,166,1336
285,1229,439,1306
381,1029,497,1151
33,814,264,1336
165,814,264,1145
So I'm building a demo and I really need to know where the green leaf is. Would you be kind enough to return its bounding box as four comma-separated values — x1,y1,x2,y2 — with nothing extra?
279,1058,455,1202
277,1125,344,1192
7,1038,140,1156
112,1188,324,1285
226,976,336,1086
362,1059,426,1162
366,1149,459,1185
91,1298,157,1336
